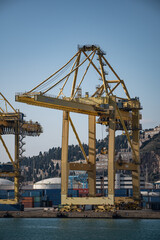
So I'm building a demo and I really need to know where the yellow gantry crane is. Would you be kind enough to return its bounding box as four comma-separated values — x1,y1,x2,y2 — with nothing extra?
0,92,42,204
16,45,142,206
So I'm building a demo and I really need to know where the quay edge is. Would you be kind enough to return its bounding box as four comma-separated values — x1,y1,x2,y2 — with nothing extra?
0,209,160,219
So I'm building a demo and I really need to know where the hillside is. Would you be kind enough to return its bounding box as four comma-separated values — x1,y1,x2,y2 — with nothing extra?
20,135,128,182
20,131,160,183
140,133,160,154
140,133,160,182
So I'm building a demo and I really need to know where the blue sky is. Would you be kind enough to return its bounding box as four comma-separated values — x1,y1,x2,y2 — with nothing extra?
0,0,160,162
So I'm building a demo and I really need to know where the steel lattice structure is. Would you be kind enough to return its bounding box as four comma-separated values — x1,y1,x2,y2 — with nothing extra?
16,45,142,206
0,92,42,204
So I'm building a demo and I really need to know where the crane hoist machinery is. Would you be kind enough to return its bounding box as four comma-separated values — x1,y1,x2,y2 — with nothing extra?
0,92,42,204
15,45,142,206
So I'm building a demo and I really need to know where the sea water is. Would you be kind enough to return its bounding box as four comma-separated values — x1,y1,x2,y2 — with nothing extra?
0,218,160,240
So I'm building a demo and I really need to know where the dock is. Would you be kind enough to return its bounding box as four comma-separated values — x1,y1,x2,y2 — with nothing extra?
0,209,160,219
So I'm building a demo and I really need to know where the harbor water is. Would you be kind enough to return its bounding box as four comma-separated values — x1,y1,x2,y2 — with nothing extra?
0,218,160,240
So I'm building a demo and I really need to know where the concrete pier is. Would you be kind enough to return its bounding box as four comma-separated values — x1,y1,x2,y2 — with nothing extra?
0,209,160,219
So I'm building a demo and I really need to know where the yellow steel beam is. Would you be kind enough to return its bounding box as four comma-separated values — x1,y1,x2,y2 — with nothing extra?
0,135,16,168
0,172,15,177
43,50,96,94
107,80,120,83
0,107,4,113
88,115,96,197
0,199,18,204
123,99,141,109
108,82,120,96
61,111,69,203
132,109,140,201
119,80,131,100
116,106,138,162
71,52,81,98
107,96,116,205
98,85,104,96
57,56,78,98
14,120,20,203
69,116,88,162
98,54,108,95
82,51,101,76
61,196,114,205
0,92,17,113
101,56,130,100
115,162,137,171
72,51,96,99
115,197,135,204
0,121,15,127
0,112,19,120
16,94,101,116
16,94,134,123
69,162,94,171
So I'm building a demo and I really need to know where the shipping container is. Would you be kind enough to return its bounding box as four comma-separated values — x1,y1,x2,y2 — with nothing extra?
150,196,160,203
21,191,31,197
0,204,24,211
0,195,7,199
45,189,61,205
30,190,43,197
150,202,160,210
22,203,34,208
68,189,79,197
34,202,41,208
34,197,41,203
41,196,48,201
22,197,34,201
22,197,34,208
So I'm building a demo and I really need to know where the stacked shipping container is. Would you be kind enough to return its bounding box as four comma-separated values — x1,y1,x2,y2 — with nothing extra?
0,188,160,210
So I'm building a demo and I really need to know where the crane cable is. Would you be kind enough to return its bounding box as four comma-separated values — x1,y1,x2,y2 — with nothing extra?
27,50,81,94
35,58,75,92
43,49,97,94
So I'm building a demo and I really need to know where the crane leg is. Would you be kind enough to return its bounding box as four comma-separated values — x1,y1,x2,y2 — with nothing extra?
132,109,140,201
88,115,96,197
14,120,19,203
61,111,69,204
108,97,116,205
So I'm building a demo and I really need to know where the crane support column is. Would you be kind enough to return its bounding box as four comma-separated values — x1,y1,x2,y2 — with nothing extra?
14,119,19,203
108,97,116,205
88,115,96,196
132,109,140,201
61,111,69,204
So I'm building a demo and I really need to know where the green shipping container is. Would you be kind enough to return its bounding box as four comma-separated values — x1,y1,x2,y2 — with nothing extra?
34,197,41,203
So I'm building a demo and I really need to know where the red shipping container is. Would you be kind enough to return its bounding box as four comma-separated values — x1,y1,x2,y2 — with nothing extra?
22,197,34,202
78,189,89,194
21,197,34,208
22,202,34,208
73,189,89,194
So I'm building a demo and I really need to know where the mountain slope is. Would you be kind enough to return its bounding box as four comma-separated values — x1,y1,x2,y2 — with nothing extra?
140,133,160,182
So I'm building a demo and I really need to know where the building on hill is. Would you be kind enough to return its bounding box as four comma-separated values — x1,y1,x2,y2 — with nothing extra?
140,125,160,146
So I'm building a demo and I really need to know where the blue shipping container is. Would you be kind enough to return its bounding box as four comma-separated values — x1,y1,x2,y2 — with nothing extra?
0,204,24,211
